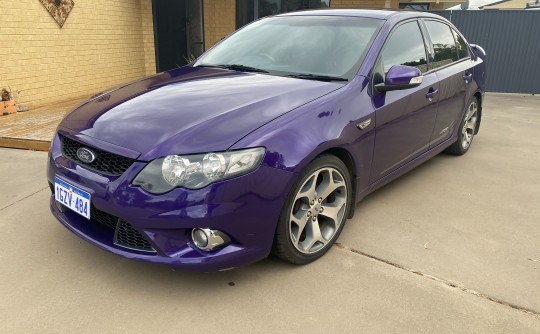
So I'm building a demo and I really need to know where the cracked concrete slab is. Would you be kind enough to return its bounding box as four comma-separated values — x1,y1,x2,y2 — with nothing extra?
340,94,540,313
335,243,540,318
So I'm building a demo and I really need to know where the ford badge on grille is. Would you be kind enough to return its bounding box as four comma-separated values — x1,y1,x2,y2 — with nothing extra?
77,148,96,163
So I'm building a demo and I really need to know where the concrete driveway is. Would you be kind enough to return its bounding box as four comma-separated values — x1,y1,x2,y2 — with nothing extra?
0,94,539,333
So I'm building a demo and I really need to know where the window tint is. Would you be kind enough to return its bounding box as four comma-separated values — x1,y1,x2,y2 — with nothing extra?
452,29,469,59
380,21,428,74
424,20,458,69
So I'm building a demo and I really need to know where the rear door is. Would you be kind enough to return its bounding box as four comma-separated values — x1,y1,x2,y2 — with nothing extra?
422,20,476,147
370,20,439,181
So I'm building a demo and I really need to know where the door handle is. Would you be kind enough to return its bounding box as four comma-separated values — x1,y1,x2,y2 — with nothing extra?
463,73,473,83
425,89,439,101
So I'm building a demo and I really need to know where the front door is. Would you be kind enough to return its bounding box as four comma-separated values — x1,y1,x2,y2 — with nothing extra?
370,20,439,182
153,0,204,72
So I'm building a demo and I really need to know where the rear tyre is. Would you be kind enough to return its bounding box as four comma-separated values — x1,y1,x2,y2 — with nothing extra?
446,97,479,155
272,155,352,265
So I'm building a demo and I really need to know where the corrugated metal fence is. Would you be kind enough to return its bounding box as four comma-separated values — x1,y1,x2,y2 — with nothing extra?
431,10,540,94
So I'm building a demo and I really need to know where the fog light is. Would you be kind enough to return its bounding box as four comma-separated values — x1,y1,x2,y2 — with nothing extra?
192,229,209,249
191,228,231,251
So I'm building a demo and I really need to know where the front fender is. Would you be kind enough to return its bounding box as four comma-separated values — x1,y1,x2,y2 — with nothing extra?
230,75,376,201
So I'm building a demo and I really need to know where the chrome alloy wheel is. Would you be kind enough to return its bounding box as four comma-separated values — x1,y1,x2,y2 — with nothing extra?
461,100,478,150
289,167,348,254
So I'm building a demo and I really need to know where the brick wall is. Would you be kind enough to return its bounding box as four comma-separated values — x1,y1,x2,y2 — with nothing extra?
140,0,157,76
203,0,236,50
0,0,155,109
431,2,456,9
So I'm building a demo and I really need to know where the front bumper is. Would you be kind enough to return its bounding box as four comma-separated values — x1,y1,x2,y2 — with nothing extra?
47,133,294,272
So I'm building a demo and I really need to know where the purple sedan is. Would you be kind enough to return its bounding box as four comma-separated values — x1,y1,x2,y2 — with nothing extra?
47,9,486,271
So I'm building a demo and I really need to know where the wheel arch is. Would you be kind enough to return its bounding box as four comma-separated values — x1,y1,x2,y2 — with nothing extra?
313,147,358,219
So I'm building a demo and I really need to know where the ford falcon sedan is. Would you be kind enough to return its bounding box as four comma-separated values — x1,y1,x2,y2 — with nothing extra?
47,9,486,271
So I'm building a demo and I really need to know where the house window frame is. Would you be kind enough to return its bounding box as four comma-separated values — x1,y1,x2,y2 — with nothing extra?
236,0,332,29
399,2,430,10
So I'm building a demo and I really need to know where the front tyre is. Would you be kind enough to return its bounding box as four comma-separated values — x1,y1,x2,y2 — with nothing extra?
446,97,479,155
272,155,352,265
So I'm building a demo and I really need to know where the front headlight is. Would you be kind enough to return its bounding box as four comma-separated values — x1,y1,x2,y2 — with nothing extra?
133,147,265,194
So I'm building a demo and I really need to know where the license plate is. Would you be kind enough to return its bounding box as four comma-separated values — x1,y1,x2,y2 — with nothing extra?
54,177,91,220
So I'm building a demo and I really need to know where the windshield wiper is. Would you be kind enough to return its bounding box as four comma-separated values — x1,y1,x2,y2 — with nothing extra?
286,74,348,82
196,64,269,73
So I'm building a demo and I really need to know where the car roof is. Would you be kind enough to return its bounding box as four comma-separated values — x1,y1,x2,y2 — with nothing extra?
278,9,445,21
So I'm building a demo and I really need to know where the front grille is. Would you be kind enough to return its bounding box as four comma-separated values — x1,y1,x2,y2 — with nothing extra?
90,206,155,253
61,136,135,176
91,205,118,230
114,219,155,252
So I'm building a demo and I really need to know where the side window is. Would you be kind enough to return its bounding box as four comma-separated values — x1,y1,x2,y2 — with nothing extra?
380,21,428,75
452,29,469,59
424,20,458,69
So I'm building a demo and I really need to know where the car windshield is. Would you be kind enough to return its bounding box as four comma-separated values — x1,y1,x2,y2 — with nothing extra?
194,15,383,81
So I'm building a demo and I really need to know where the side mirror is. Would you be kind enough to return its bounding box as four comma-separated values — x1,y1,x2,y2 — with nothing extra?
375,65,423,92
470,44,486,61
